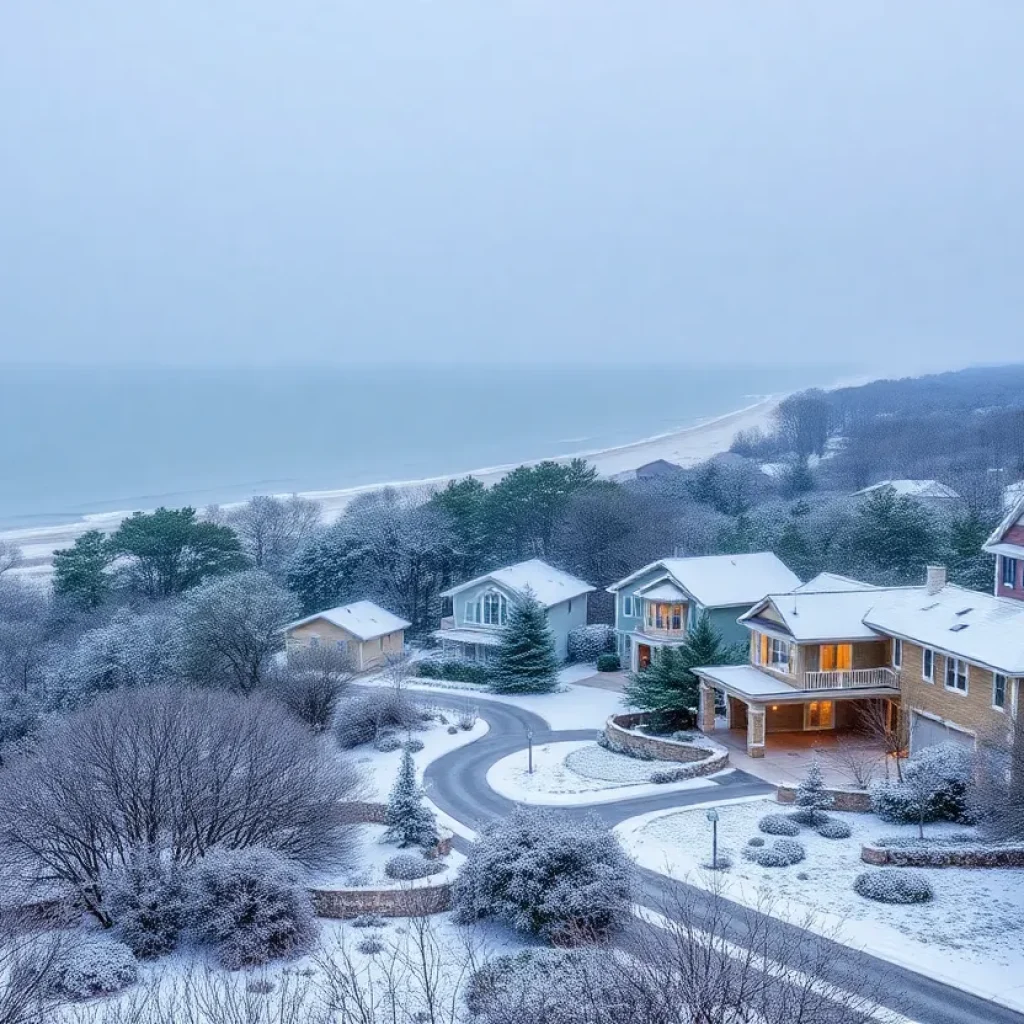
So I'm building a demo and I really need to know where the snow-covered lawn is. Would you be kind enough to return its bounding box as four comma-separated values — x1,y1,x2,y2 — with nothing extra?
487,740,721,805
350,716,489,801
310,823,464,890
616,797,1024,1010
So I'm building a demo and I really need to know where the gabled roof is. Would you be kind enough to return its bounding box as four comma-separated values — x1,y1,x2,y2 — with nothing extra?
639,580,688,602
863,584,1024,676
286,601,410,642
983,494,1024,556
440,558,594,608
853,479,960,500
793,572,881,594
741,587,919,643
607,553,801,608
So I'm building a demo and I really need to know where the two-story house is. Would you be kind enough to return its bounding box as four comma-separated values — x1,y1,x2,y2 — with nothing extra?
985,494,1024,601
434,558,594,663
607,553,801,672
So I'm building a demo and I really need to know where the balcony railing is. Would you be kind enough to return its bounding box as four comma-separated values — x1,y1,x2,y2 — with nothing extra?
439,616,455,630
637,625,687,639
803,668,899,691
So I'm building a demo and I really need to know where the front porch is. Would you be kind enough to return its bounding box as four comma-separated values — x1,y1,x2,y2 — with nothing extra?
433,627,501,664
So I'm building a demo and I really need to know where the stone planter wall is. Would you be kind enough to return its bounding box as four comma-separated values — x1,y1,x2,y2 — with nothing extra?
776,784,872,812
312,882,452,919
603,714,728,777
861,844,1024,868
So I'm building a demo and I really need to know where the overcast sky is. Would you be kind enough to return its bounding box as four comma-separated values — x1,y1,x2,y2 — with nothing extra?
0,2,1021,368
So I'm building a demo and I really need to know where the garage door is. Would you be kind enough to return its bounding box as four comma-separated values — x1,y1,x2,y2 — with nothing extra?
910,712,974,753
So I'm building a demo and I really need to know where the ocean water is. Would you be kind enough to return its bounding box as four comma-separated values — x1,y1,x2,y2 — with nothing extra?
0,363,853,529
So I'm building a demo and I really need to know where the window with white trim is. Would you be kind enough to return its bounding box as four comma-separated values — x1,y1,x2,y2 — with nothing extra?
945,657,968,693
993,673,1007,710
464,600,479,624
892,638,902,669
335,639,349,653
1002,557,1018,588
922,647,934,683
482,591,507,626
770,638,791,672
623,595,633,617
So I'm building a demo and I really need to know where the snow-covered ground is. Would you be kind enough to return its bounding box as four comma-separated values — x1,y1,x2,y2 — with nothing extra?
349,716,489,801
616,797,1024,1011
310,823,464,890
487,740,722,805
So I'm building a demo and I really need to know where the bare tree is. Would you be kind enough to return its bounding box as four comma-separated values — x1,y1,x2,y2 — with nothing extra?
824,734,880,790
0,543,21,581
0,686,365,923
0,912,65,1024
271,645,354,732
226,496,323,576
380,650,414,690
857,698,909,782
0,582,52,695
973,718,1024,841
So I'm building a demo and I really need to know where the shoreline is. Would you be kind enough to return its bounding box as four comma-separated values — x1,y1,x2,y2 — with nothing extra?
1,394,782,576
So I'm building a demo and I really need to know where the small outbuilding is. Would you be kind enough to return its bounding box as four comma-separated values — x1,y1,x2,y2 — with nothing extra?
284,600,410,671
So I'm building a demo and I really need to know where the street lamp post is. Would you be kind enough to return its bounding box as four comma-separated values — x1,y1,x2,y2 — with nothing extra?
706,808,719,869
527,728,534,774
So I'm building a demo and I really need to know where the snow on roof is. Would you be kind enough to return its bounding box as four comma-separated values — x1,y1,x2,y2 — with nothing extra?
1003,481,1024,510
432,628,501,646
864,585,1024,675
793,572,881,594
743,588,918,643
983,494,1024,555
286,601,410,642
608,553,801,608
853,479,960,500
638,580,688,601
441,558,594,608
693,664,804,699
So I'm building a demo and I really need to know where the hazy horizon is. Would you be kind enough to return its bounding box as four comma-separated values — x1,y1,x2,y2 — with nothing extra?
2,3,1023,368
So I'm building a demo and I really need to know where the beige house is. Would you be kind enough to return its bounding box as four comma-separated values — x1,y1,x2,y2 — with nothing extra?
285,600,410,672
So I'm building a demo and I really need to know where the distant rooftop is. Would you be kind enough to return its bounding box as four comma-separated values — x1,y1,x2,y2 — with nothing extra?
286,600,410,642
853,479,960,500
441,558,594,608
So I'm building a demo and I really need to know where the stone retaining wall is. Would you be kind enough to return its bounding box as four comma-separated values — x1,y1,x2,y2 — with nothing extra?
861,844,1024,868
776,784,872,812
603,714,728,777
312,882,453,918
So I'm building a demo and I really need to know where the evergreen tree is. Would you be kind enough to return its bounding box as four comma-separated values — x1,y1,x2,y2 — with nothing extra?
384,749,440,850
52,530,112,609
624,612,743,731
852,487,937,581
427,477,490,578
778,456,815,498
490,589,559,694
794,758,833,825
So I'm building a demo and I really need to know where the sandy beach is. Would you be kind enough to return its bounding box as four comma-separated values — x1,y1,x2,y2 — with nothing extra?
1,395,779,579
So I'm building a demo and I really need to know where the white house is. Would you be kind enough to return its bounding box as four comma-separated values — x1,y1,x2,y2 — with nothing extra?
434,558,594,662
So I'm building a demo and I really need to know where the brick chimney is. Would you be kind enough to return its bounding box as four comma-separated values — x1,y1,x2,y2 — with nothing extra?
926,565,947,595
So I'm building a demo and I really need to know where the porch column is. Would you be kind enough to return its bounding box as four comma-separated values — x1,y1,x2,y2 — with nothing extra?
698,681,716,733
746,704,766,758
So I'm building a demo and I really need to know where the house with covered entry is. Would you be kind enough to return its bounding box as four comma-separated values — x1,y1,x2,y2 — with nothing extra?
434,558,594,663
284,600,410,671
607,552,801,673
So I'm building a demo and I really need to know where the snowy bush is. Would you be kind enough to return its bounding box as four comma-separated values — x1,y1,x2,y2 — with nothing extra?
870,742,974,825
186,847,318,969
853,870,934,905
747,836,765,847
770,838,805,865
817,820,853,840
404,738,425,753
357,935,386,955
758,814,800,837
754,848,791,868
457,708,478,731
452,807,635,943
447,725,458,735
416,660,489,685
384,854,444,880
246,978,276,995
596,653,621,673
650,766,692,784
373,733,402,753
792,759,833,827
567,625,615,663
104,852,186,958
51,940,138,1000
350,913,387,929
335,689,421,749
384,749,440,850
700,852,732,871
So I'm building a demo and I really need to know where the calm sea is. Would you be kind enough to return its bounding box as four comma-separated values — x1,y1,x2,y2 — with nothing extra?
0,363,854,529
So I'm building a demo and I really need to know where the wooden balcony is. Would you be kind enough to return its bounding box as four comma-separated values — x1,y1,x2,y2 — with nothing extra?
636,625,687,641
802,668,899,691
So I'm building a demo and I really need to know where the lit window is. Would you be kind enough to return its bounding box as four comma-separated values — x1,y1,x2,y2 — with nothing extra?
892,638,903,669
945,657,968,693
994,673,1007,709
922,648,934,683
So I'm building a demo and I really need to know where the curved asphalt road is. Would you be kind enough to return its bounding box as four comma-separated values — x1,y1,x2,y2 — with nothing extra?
416,690,1022,1024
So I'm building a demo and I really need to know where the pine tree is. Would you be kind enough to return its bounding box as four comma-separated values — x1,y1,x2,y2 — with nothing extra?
794,758,833,825
52,530,112,610
384,749,440,850
490,590,559,694
624,612,743,731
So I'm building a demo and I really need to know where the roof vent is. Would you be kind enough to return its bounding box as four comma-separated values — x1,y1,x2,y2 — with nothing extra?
950,623,970,632
955,607,973,617
926,565,947,595
921,602,939,611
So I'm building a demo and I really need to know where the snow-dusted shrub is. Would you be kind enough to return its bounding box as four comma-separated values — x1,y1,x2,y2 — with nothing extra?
335,689,420,749
104,852,186,958
447,725,458,735
186,847,318,969
350,913,387,929
853,870,934,905
357,936,386,955
567,625,615,663
247,978,275,995
596,653,621,673
457,708,478,731
452,807,635,942
417,660,489,685
792,759,833,827
373,733,402,753
870,742,974,825
817,820,853,840
404,738,425,753
770,838,805,865
700,853,732,871
874,833,978,850
384,854,444,881
754,848,791,868
650,767,690,784
384,749,440,850
758,814,800,837
51,940,138,1000
747,836,765,847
